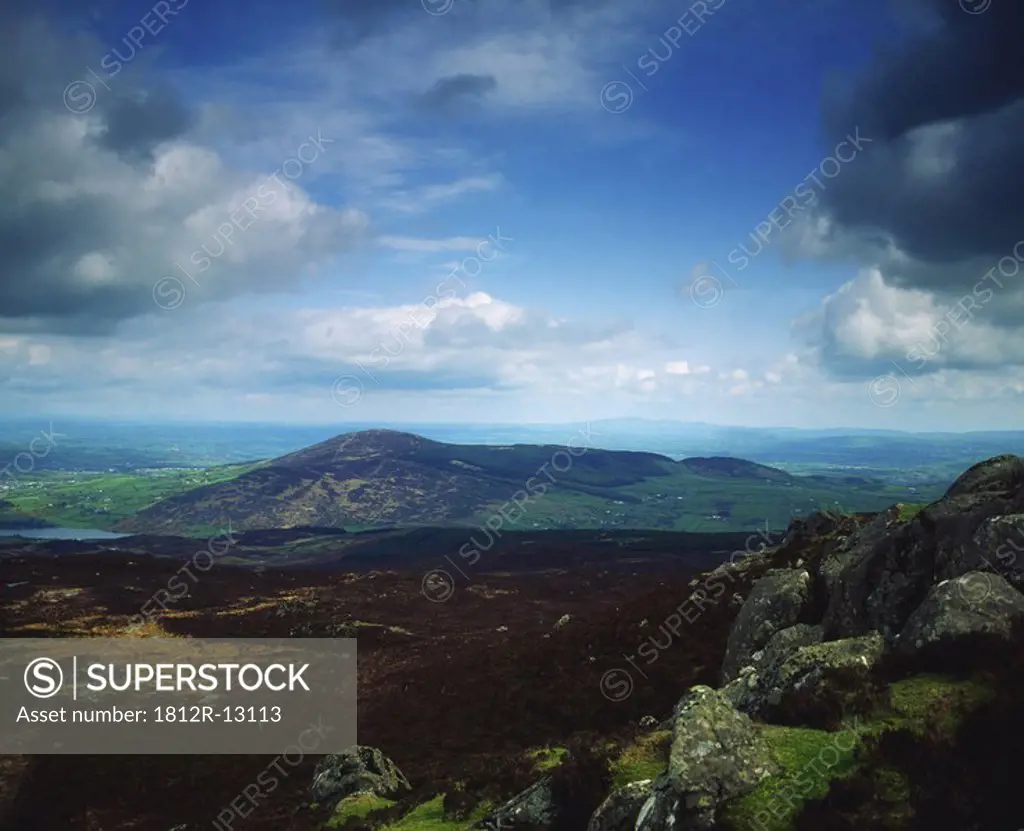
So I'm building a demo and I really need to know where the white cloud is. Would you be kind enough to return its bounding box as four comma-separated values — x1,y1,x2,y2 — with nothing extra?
379,175,503,213
797,267,1024,376
377,236,487,253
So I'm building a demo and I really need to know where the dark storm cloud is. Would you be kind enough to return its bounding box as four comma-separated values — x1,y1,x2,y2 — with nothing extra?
828,0,1024,141
418,73,496,114
0,8,195,333
98,86,194,160
0,4,366,336
0,190,145,331
806,0,1024,279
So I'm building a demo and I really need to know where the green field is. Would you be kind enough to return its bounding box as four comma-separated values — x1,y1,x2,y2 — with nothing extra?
484,473,923,533
0,463,261,530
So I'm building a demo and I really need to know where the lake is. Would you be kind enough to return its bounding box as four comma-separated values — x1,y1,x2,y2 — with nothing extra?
0,527,130,541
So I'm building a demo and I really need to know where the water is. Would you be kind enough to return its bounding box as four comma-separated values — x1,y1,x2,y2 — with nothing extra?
0,527,129,541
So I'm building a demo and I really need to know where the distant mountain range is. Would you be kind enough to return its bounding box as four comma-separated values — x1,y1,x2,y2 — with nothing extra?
111,429,936,536
4,418,1023,480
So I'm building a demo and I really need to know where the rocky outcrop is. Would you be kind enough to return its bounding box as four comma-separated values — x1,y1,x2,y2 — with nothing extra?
819,505,910,640
780,509,851,550
586,779,653,831
724,630,882,720
817,457,1024,642
311,746,410,810
307,455,1024,831
944,455,1024,500
721,569,812,683
957,514,1024,591
475,776,557,829
636,686,779,830
722,623,825,714
895,571,1024,655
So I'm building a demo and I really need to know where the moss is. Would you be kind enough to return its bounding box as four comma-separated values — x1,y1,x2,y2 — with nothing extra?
528,746,568,772
887,674,993,735
721,724,862,831
721,674,995,830
609,730,671,790
324,793,397,828
379,795,492,830
872,767,910,802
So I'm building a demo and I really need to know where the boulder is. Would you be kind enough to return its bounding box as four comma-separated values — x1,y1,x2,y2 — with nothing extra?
822,461,1024,642
944,455,1024,500
586,779,653,831
762,633,884,725
475,776,557,830
636,686,779,830
721,569,812,683
310,746,410,810
818,507,902,600
722,624,825,715
819,506,910,639
725,631,881,722
896,571,1024,655
780,509,849,550
948,514,1024,592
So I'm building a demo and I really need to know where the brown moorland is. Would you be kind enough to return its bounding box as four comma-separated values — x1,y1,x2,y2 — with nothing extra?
0,543,769,831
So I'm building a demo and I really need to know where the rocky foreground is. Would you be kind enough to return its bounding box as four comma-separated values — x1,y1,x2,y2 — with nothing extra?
310,454,1024,831
2,454,1024,830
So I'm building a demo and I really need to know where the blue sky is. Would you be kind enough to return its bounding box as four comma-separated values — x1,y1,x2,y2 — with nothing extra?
1,0,1022,429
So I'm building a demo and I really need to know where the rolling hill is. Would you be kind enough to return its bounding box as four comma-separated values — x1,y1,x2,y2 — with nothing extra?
109,429,935,536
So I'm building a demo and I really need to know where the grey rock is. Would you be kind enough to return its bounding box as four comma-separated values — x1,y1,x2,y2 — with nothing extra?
819,506,903,608
476,777,557,829
944,455,1024,500
721,569,812,683
823,463,1024,641
762,633,884,712
722,624,825,715
897,571,1024,654
780,509,849,549
637,686,779,830
311,746,410,810
951,514,1024,591
587,779,653,831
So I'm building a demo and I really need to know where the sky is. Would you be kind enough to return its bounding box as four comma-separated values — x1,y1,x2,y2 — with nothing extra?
0,0,1021,430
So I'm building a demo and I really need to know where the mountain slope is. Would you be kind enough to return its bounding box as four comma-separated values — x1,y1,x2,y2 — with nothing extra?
112,429,932,535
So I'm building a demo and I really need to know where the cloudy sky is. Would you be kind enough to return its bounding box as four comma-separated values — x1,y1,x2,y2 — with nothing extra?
0,0,1020,429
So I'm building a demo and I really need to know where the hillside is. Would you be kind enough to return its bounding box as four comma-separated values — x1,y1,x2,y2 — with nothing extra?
110,430,929,535
3,455,1024,831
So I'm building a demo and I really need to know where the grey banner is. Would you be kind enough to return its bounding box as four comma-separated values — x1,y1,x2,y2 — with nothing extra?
0,638,356,754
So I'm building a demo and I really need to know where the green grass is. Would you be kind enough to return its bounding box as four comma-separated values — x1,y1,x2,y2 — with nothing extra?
609,730,672,789
896,503,926,522
887,674,993,734
721,673,994,831
528,746,568,773
722,724,862,831
325,794,397,828
375,795,493,830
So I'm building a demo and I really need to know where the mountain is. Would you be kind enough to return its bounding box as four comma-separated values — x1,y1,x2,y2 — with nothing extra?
678,457,796,482
111,429,933,536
